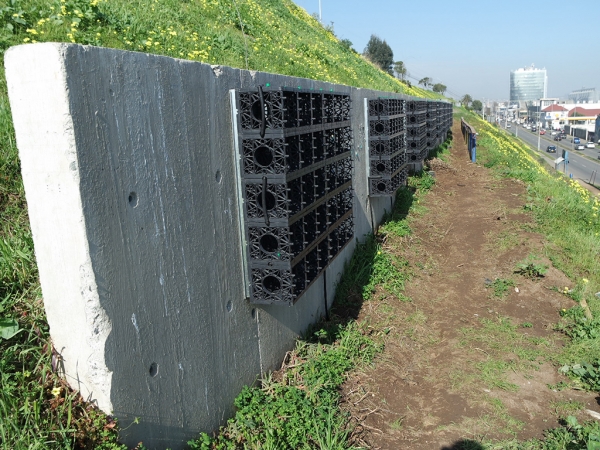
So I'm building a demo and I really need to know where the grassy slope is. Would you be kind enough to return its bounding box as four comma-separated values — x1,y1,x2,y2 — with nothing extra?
0,0,439,448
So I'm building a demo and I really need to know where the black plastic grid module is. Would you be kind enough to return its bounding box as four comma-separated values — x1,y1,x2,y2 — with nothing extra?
369,166,408,196
368,98,406,117
368,134,406,157
407,123,427,139
367,98,408,197
236,87,354,305
407,134,426,151
406,100,427,113
407,110,427,126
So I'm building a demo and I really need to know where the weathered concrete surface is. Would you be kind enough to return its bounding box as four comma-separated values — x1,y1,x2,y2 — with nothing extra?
5,43,415,448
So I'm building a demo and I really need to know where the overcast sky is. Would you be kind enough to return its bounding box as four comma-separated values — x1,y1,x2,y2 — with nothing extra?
292,0,600,102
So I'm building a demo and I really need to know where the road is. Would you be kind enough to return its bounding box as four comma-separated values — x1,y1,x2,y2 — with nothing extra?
502,123,600,186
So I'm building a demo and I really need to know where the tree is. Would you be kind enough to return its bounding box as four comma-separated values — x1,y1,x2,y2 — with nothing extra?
393,61,407,81
461,94,473,108
363,35,394,74
471,100,483,112
339,38,354,52
418,77,431,88
432,83,447,95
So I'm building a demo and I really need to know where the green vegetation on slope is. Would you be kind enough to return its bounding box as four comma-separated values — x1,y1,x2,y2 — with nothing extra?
0,0,439,97
456,109,600,449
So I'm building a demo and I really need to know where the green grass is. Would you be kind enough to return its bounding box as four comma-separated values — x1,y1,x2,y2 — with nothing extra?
488,278,515,298
454,316,551,393
189,321,382,449
460,110,600,365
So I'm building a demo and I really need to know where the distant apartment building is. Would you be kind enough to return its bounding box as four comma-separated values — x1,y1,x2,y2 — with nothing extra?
509,65,547,107
568,87,597,103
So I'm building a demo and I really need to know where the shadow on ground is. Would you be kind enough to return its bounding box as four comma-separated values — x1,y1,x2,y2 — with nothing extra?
441,439,485,450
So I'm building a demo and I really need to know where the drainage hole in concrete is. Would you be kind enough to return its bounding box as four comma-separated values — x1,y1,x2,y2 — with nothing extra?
251,308,256,319
226,300,233,312
128,192,138,207
215,170,222,183
149,362,158,377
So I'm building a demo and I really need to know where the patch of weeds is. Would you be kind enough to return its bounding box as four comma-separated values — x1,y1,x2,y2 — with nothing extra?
335,234,410,306
487,278,515,298
477,359,520,391
488,397,525,435
334,234,378,307
406,309,427,325
514,256,547,279
559,361,600,391
551,400,584,418
558,306,600,341
546,416,600,449
449,397,524,440
485,228,520,254
482,416,600,449
389,417,403,431
364,248,410,301
193,321,381,449
456,317,552,393
520,322,533,328
547,381,570,391
408,170,436,192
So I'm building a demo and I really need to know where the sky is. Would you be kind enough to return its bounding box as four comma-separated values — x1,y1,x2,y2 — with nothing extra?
291,0,600,103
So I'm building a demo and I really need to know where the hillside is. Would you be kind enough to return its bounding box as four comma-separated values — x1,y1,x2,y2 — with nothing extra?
0,0,439,96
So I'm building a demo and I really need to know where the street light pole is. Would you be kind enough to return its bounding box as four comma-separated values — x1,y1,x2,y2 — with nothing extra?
319,0,322,22
537,110,541,151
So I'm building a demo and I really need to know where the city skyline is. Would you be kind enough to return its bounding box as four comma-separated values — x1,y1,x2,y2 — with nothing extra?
291,0,600,102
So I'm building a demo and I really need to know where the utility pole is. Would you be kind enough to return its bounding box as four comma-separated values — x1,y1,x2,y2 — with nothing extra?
537,110,541,151
319,0,322,22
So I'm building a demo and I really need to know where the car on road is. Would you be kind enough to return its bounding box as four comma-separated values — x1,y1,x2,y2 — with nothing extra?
586,142,596,148
573,137,581,144
540,129,546,135
551,131,558,135
532,127,537,132
554,136,562,141
546,145,557,153
575,143,585,150
506,124,511,128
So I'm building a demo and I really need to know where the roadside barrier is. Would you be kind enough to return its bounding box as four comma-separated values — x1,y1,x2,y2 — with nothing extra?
461,118,477,162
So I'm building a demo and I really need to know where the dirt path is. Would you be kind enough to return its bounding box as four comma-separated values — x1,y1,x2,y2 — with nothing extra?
342,121,599,449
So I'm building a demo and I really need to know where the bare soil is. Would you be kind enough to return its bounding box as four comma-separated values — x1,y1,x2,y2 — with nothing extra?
341,121,600,449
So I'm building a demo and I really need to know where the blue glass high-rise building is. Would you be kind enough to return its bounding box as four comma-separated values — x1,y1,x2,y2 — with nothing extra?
510,65,547,106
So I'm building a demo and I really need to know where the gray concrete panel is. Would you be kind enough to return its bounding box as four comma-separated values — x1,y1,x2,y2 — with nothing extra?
6,43,423,448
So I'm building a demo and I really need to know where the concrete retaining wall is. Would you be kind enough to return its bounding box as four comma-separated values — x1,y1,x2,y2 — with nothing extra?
5,43,417,448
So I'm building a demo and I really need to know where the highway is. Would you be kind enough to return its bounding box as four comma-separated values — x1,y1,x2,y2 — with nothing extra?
502,123,600,186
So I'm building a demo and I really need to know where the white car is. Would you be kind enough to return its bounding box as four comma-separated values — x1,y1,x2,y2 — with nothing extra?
586,142,595,148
